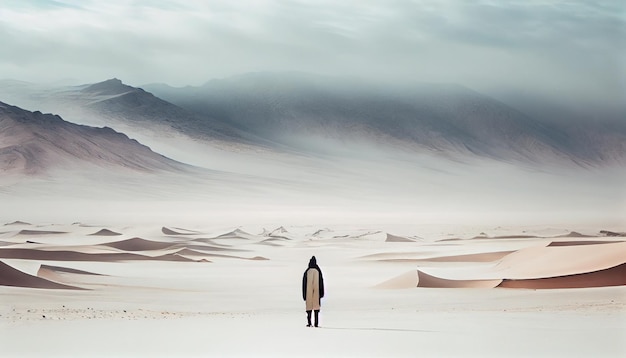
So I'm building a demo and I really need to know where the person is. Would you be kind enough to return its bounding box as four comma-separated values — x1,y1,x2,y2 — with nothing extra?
302,256,324,327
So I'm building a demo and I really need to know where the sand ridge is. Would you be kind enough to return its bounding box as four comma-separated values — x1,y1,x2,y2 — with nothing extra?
376,239,626,289
0,260,82,290
0,223,624,293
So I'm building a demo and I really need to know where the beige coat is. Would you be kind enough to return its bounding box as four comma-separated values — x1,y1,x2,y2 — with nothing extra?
305,267,321,311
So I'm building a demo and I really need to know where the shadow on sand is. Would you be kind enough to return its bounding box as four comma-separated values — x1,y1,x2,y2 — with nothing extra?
319,326,436,333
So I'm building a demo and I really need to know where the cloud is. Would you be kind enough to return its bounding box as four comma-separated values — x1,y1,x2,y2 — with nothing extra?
0,0,623,106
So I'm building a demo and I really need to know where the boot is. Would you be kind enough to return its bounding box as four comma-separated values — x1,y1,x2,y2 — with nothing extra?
306,310,312,327
314,310,319,327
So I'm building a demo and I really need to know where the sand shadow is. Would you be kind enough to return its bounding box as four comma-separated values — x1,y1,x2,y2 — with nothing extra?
321,326,436,333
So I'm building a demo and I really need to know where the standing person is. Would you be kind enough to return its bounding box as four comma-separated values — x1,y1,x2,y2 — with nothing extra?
302,256,324,327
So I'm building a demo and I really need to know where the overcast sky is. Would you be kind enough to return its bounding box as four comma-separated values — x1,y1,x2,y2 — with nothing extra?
0,0,624,106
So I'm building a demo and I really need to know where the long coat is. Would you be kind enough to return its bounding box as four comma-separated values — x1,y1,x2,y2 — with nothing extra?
302,266,324,311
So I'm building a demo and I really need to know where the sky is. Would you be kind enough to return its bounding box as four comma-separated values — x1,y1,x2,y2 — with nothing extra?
0,0,624,108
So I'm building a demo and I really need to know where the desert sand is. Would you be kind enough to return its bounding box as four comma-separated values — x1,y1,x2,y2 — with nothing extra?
1,221,625,357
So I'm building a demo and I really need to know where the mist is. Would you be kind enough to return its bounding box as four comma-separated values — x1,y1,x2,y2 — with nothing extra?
1,0,623,114
1,1,624,230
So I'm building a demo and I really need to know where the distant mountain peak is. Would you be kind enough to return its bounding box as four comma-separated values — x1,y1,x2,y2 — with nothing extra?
82,78,136,95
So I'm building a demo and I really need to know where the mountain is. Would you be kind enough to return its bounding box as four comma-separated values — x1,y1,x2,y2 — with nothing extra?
145,72,626,166
1,79,624,226
2,74,624,168
76,78,250,141
0,101,188,175
0,78,257,146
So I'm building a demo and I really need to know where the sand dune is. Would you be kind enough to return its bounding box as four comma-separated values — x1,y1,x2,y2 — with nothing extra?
555,231,595,238
174,248,268,261
183,243,243,252
89,229,122,236
168,248,261,262
264,226,298,240
268,226,289,236
0,219,624,358
599,230,626,237
173,248,217,258
375,239,626,290
4,221,31,226
3,222,624,298
215,229,256,240
385,233,416,242
493,235,539,239
0,248,202,262
360,249,514,263
547,240,622,247
189,238,248,250
208,229,258,246
249,256,269,261
437,238,463,242
37,265,105,286
153,253,199,262
382,251,514,263
102,238,175,251
0,260,81,290
311,228,331,237
39,265,104,275
0,248,144,261
417,270,503,288
17,229,67,235
359,251,437,260
162,227,201,235
495,242,626,279
499,263,626,289
376,270,503,289
258,238,288,246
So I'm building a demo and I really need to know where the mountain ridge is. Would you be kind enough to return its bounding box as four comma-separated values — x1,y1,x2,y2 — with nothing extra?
0,101,189,175
1,73,624,168
144,72,626,167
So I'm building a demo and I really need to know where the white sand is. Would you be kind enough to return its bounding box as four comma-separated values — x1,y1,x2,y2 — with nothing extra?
1,222,625,357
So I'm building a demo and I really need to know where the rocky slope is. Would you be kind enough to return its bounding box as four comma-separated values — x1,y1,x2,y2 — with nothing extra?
0,101,188,175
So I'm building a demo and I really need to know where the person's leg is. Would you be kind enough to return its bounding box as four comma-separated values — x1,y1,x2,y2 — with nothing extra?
314,310,319,327
306,310,312,327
